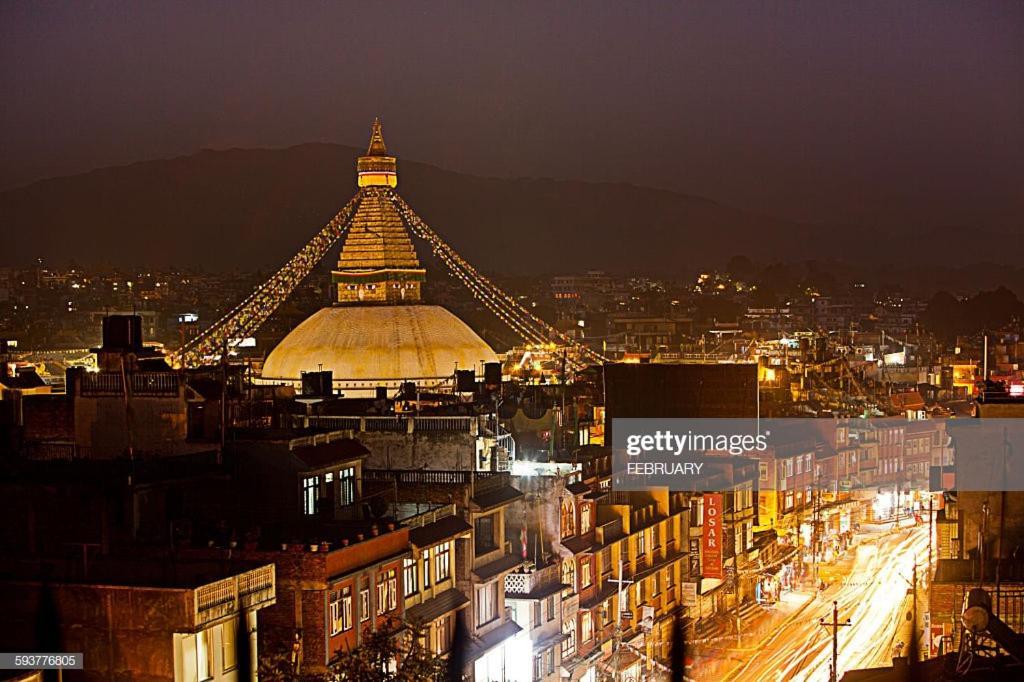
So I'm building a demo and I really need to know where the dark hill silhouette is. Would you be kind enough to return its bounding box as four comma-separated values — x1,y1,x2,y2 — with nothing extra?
0,143,1012,273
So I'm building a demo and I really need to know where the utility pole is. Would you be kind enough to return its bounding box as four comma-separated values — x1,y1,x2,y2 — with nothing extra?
819,600,851,682
610,560,635,682
812,470,822,587
928,495,933,581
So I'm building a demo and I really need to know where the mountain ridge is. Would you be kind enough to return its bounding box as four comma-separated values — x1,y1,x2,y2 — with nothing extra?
0,143,1013,274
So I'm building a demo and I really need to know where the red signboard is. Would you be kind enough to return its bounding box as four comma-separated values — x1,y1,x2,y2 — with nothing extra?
702,493,723,579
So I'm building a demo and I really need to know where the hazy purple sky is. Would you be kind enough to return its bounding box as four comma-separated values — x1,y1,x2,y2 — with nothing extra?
2,1,1021,229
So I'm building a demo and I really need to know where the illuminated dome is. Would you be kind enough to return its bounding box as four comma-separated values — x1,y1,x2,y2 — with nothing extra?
260,120,498,393
261,305,498,389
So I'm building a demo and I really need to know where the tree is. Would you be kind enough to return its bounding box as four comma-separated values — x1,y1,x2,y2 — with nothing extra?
726,255,756,281
328,620,450,682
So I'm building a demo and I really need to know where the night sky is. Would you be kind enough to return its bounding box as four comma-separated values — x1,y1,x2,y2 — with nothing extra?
2,1,1021,231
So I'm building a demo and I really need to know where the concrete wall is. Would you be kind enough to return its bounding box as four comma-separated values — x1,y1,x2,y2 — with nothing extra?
0,581,193,682
358,431,479,471
75,394,188,458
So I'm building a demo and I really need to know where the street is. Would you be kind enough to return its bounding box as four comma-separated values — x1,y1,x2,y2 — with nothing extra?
702,523,930,681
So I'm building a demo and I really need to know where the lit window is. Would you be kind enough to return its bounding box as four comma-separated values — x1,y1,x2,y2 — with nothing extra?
377,569,397,614
403,558,418,596
196,628,214,681
221,622,237,672
359,587,370,622
330,587,354,635
422,548,432,589
435,542,451,582
302,475,320,515
561,618,576,657
338,467,356,506
561,559,576,592
476,582,499,626
560,499,576,538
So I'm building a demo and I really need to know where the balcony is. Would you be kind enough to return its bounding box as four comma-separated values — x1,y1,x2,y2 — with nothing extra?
79,371,180,397
363,469,506,486
294,414,480,434
194,564,276,629
401,503,459,529
505,570,539,596
596,517,624,546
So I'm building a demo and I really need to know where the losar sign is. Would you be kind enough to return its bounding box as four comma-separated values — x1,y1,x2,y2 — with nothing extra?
702,493,724,579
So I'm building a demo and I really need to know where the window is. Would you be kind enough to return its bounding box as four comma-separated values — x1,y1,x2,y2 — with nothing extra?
221,621,237,672
581,559,592,589
330,592,341,634
637,530,646,557
403,558,418,596
759,461,769,482
581,611,593,642
302,475,320,516
561,559,576,592
330,587,353,635
532,601,542,627
475,514,497,555
560,499,576,538
652,523,660,549
377,569,397,615
691,496,703,527
476,582,499,625
534,655,543,681
196,628,214,681
436,542,451,582
434,614,451,655
580,503,592,534
545,649,555,674
545,595,556,622
561,618,576,657
422,548,432,588
338,467,356,506
665,566,675,590
359,587,370,622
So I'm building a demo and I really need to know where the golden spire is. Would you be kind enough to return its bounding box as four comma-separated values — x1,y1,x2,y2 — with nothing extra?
357,117,398,188
367,117,388,155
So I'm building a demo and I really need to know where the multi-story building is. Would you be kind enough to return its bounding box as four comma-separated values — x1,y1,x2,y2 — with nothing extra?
180,523,411,676
0,558,276,682
466,476,527,682
404,505,473,658
362,468,526,681
504,560,568,682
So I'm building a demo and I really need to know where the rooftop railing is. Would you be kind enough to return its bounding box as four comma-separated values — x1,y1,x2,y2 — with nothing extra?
294,414,479,434
194,564,276,628
79,371,180,397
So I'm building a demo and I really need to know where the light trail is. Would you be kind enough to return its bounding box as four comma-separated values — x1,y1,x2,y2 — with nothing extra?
718,524,929,682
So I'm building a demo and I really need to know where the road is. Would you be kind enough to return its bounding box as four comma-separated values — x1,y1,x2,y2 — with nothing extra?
724,524,929,681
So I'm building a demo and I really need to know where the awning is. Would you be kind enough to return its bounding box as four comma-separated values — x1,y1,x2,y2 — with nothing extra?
404,587,469,625
409,515,472,549
473,553,526,581
465,620,523,662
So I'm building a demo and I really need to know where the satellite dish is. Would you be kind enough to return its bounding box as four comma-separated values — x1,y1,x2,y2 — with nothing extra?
499,398,518,419
523,400,546,420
